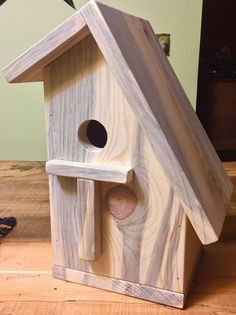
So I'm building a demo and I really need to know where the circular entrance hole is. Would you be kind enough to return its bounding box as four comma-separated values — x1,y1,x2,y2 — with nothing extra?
78,120,108,151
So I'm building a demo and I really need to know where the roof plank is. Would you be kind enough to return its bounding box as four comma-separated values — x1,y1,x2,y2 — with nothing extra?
3,12,90,83
81,1,232,244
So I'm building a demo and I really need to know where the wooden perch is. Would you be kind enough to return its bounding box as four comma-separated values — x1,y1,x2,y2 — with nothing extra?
46,160,133,183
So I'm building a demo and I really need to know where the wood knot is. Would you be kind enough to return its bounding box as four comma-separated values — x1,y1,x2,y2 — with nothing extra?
106,185,137,220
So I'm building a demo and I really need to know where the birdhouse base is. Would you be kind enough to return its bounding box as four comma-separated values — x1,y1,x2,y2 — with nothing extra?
52,242,203,309
52,265,186,308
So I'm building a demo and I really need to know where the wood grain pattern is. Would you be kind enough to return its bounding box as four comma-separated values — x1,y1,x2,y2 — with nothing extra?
44,35,200,298
0,161,236,314
2,12,90,83
77,179,101,261
3,0,232,244
106,185,138,219
52,265,185,308
0,161,50,243
183,216,202,291
3,0,233,307
81,1,232,244
46,159,133,183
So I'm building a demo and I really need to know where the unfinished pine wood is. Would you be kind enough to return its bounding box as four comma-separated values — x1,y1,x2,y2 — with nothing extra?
80,1,232,244
77,179,101,261
3,1,232,243
46,159,133,183
106,185,138,219
0,161,236,314
2,0,233,307
3,13,90,83
183,215,202,291
52,265,185,308
44,35,198,298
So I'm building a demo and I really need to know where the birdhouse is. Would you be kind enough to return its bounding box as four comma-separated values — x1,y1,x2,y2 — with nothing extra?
3,1,232,308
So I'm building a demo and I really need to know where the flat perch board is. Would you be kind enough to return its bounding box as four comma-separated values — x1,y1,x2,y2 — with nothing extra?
46,160,133,183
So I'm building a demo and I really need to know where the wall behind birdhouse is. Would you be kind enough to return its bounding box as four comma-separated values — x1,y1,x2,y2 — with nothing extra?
0,0,203,160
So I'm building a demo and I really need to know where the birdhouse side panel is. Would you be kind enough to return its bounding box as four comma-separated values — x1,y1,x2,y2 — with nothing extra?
44,35,198,294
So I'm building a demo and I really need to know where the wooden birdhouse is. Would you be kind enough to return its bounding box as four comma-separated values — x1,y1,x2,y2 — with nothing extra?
3,1,233,308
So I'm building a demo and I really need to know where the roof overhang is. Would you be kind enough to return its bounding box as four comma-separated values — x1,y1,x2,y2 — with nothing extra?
3,11,90,83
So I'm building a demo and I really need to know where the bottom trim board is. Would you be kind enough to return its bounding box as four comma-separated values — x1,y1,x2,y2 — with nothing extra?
52,265,185,308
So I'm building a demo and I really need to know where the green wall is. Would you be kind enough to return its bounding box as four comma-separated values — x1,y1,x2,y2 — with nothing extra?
0,0,203,161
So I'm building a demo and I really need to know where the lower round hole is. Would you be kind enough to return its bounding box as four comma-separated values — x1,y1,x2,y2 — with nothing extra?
106,185,138,220
78,120,108,150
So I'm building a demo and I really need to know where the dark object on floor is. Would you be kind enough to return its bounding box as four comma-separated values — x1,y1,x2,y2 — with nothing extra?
0,0,76,9
0,217,17,237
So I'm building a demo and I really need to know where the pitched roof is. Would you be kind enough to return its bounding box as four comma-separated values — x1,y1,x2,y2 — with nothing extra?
3,0,232,244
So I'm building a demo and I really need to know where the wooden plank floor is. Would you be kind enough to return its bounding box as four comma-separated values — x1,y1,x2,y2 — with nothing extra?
0,161,235,314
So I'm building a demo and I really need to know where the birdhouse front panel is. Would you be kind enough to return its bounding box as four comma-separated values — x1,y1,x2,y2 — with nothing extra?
43,34,201,299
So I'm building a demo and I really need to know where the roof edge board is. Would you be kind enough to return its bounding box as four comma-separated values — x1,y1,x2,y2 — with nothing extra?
2,11,90,83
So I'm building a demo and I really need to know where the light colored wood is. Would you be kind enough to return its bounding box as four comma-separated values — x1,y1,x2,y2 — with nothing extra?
77,179,101,261
0,161,50,242
183,216,202,291
2,0,233,307
80,1,232,244
44,35,190,297
106,185,138,219
46,159,133,183
3,0,232,244
52,265,185,308
0,161,236,313
2,13,90,83
0,242,51,271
